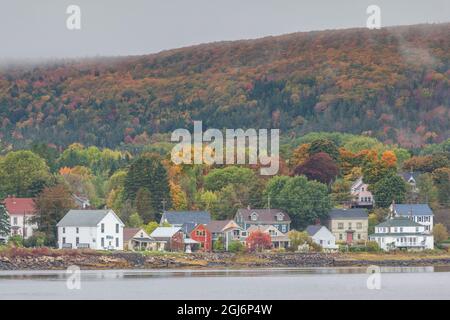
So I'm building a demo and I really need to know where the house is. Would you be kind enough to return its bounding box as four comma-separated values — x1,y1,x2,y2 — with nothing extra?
160,211,211,228
328,208,368,244
72,194,91,209
57,209,124,250
390,204,434,233
150,227,185,252
399,171,422,193
306,225,338,251
247,225,290,249
370,217,434,251
350,177,374,208
207,220,247,251
3,196,37,239
189,224,212,251
235,208,291,233
123,228,165,251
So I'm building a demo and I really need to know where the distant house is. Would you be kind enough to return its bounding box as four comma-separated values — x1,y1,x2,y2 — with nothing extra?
390,204,434,233
57,209,124,250
123,228,165,251
247,225,290,249
189,224,212,251
370,217,434,251
328,208,368,244
207,220,247,251
350,177,374,208
305,225,338,251
150,227,185,252
3,196,37,239
399,172,422,193
72,194,91,209
160,211,211,229
235,208,291,233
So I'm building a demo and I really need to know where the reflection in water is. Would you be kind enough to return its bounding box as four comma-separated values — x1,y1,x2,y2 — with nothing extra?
0,265,445,281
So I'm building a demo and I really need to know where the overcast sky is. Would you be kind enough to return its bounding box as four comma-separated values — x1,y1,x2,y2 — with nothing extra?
0,0,449,60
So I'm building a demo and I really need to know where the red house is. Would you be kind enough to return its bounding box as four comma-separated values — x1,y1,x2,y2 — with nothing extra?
190,224,212,251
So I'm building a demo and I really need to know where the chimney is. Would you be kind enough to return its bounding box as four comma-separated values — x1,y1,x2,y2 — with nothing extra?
247,205,251,210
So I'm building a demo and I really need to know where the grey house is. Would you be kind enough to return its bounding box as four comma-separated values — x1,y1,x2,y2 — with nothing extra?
160,211,211,230
234,208,291,233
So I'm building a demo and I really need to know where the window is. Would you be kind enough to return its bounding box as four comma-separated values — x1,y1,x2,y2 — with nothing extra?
116,224,119,233
63,227,66,234
338,223,344,230
101,223,105,233
276,213,284,221
76,227,79,234
116,238,119,247
101,238,105,247
339,234,343,240
251,213,258,221
348,223,352,230
281,225,287,233
13,217,18,225
357,223,362,230
76,237,79,245
357,234,361,240
62,237,66,244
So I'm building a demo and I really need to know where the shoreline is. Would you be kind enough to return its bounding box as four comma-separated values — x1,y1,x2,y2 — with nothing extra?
1,249,450,271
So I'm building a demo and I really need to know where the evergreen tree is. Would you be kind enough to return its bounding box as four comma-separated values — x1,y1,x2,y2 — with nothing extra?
135,187,155,223
0,205,10,240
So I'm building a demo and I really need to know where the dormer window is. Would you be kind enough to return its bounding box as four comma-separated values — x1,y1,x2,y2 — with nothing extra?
250,212,258,221
276,213,284,221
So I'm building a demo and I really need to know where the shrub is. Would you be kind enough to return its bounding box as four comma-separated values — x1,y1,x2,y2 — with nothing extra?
228,240,245,253
366,241,381,252
213,237,225,252
8,235,23,247
24,232,47,248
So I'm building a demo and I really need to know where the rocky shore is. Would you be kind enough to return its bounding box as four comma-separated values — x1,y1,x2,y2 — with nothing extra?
1,249,450,270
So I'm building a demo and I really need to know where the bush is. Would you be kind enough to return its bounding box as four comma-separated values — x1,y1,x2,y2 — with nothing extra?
213,237,225,252
366,241,381,252
228,240,245,253
24,232,47,248
8,235,23,247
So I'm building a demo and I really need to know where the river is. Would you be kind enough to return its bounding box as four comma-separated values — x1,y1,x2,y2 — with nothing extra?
0,267,449,299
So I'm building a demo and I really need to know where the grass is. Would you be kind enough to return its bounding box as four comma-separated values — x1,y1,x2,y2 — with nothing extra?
342,250,450,261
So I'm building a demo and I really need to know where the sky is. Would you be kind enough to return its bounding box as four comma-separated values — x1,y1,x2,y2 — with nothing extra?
0,0,449,60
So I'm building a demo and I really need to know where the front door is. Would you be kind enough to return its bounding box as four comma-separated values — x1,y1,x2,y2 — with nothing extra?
346,232,353,244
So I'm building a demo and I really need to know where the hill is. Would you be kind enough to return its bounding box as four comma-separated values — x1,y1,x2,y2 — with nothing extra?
0,23,449,149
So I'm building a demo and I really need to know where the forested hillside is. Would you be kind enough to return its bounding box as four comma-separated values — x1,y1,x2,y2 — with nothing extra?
0,23,449,149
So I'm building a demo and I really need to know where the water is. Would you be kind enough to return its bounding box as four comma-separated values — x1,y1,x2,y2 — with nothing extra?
0,267,449,300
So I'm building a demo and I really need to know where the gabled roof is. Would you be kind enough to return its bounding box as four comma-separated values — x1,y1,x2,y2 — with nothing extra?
236,208,291,223
3,197,36,215
150,227,182,238
376,217,423,228
399,172,422,182
56,210,123,227
305,225,323,236
329,208,368,220
161,211,211,226
392,204,433,217
206,220,241,233
123,228,151,243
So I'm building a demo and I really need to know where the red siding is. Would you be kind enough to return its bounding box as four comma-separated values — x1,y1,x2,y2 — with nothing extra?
170,231,185,252
190,224,212,251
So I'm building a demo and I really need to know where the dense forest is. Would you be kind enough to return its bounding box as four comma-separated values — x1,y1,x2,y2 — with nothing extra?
0,23,449,151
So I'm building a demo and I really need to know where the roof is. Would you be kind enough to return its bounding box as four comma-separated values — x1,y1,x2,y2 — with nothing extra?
305,225,323,236
181,222,197,234
236,208,291,223
376,217,423,228
123,228,145,242
392,204,433,217
56,210,123,227
184,238,199,244
370,233,432,237
150,227,182,238
399,172,422,182
206,220,232,233
161,211,211,226
329,208,368,220
3,197,36,215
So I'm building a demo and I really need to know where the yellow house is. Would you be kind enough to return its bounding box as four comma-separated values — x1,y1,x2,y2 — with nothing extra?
328,209,368,245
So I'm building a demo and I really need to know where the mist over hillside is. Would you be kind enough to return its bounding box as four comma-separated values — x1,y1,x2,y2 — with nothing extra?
0,23,449,149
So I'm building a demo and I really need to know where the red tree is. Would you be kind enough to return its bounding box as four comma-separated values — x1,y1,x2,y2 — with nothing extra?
246,231,272,252
293,152,339,184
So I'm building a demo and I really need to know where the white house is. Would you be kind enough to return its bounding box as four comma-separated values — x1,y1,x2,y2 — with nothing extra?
305,225,338,251
390,204,434,233
370,217,434,251
246,225,290,249
57,209,124,250
350,177,374,208
3,196,37,239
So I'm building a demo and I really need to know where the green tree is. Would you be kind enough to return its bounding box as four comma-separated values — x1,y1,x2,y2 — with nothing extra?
0,151,52,197
266,176,332,229
124,154,171,216
416,173,438,204
433,224,449,244
287,230,311,251
213,237,225,252
309,138,340,161
370,174,407,208
432,168,450,206
203,166,256,192
128,212,144,228
34,184,76,246
0,204,10,240
135,187,155,223
228,240,245,253
143,221,159,235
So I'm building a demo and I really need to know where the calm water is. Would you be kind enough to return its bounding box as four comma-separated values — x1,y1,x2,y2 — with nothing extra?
0,267,450,300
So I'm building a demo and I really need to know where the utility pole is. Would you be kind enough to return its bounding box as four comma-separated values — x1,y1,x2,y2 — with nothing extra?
161,199,167,211
268,195,271,210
